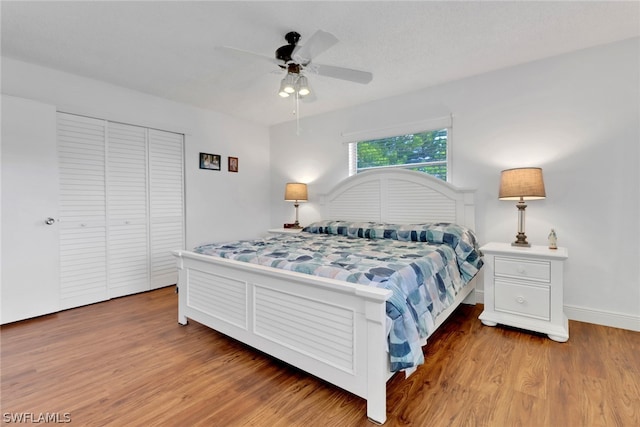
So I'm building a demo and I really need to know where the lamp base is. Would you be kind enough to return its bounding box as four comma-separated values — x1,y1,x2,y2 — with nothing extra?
291,203,303,229
511,232,530,247
511,201,531,247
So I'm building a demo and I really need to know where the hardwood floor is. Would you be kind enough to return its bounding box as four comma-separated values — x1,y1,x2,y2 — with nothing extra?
1,286,638,426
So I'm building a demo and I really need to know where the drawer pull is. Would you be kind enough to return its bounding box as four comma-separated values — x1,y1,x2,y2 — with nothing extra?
517,266,525,274
516,296,526,304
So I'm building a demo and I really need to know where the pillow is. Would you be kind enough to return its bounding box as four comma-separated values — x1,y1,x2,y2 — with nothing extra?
304,220,463,244
302,220,352,235
303,220,403,239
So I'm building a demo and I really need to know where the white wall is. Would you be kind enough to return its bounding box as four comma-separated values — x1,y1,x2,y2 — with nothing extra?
269,38,640,331
1,57,272,247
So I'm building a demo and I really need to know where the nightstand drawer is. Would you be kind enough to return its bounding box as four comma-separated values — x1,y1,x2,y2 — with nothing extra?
494,279,550,320
494,257,550,282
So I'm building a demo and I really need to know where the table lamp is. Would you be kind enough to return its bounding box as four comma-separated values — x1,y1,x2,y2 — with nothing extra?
284,182,308,229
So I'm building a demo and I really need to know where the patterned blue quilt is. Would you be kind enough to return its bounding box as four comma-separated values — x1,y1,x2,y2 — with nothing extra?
194,221,483,372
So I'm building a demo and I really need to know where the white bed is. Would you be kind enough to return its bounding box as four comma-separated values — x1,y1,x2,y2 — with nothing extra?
173,169,479,424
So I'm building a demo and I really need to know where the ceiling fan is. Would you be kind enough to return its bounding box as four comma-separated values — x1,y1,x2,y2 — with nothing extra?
219,30,373,99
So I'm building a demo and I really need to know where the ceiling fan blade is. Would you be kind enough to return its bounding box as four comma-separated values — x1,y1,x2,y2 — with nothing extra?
308,63,373,84
292,30,338,64
215,46,278,66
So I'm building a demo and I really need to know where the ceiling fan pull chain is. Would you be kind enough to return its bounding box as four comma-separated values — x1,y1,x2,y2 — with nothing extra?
295,93,301,136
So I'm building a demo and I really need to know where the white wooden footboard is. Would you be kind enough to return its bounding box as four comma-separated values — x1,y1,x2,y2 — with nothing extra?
174,249,477,424
174,250,393,424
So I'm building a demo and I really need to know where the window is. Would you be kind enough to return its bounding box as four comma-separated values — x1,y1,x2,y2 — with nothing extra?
348,128,449,181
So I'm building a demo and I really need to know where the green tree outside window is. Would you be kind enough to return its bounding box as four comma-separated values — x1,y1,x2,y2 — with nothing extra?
352,129,448,181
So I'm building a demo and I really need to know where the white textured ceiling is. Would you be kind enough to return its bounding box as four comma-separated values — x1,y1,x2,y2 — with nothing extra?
2,1,639,126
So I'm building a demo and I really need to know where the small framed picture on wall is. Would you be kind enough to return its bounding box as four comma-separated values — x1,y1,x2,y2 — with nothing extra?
228,156,239,173
199,153,221,171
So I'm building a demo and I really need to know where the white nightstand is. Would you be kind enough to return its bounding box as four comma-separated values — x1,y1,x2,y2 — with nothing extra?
479,242,569,342
267,228,303,235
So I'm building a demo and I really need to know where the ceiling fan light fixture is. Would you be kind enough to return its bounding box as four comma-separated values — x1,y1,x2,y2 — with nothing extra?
278,79,291,97
296,75,310,97
283,73,297,94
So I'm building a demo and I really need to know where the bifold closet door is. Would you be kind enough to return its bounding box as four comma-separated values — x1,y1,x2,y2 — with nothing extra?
57,112,184,308
149,129,184,289
57,113,108,309
107,122,150,298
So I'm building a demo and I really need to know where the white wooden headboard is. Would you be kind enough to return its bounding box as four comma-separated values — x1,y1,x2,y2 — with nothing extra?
320,169,476,230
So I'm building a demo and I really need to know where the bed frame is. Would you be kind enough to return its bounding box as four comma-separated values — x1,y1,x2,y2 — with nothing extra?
173,169,477,424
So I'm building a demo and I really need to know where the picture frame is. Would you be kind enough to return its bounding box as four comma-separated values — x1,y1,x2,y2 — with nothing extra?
228,156,239,173
199,153,221,171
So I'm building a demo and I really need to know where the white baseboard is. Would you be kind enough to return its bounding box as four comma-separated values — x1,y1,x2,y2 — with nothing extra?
474,290,640,332
564,304,640,332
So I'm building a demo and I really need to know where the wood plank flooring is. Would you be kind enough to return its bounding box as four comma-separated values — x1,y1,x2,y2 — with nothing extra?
1,286,638,426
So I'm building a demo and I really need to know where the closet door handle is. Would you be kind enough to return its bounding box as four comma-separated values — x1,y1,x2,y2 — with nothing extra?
45,217,56,225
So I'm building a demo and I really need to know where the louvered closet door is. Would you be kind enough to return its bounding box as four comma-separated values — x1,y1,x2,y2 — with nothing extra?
107,122,150,298
148,129,184,289
57,113,108,309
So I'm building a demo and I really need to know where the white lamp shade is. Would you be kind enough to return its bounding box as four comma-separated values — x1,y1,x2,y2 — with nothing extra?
296,75,311,97
283,73,296,94
278,79,291,97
